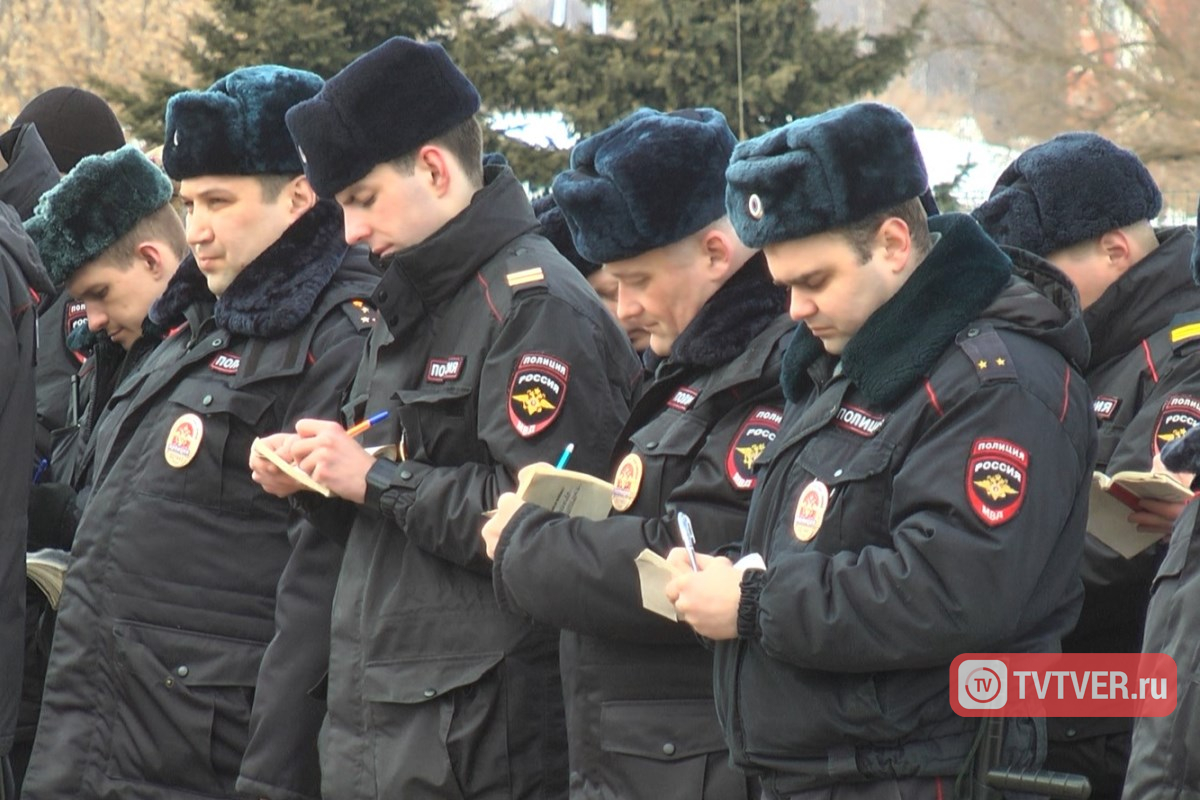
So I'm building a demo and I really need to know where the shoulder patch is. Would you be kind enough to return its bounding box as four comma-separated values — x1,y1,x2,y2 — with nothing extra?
1169,311,1200,351
506,267,546,291
343,298,378,330
966,438,1028,527
667,386,699,412
958,328,1017,383
1153,395,1200,455
726,406,783,490
65,300,88,337
509,352,569,438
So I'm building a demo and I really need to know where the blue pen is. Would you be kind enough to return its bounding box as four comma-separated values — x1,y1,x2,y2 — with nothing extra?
555,442,575,470
346,409,389,438
677,511,700,572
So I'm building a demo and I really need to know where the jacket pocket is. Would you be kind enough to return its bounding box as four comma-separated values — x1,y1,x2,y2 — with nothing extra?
598,699,743,800
624,412,710,512
361,652,505,798
106,621,266,796
395,385,478,466
142,377,272,513
786,434,897,553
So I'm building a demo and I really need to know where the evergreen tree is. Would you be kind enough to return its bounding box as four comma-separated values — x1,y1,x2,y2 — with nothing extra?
105,0,459,142
449,0,925,188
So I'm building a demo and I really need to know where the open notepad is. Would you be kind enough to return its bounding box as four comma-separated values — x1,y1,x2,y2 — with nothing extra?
512,462,614,521
250,440,400,499
1089,470,1195,558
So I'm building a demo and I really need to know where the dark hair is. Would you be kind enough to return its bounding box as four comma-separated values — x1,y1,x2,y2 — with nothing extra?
836,196,931,263
389,116,484,188
104,203,188,266
255,173,302,201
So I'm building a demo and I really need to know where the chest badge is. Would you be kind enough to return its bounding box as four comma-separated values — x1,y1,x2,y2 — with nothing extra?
793,480,830,541
611,452,644,512
164,413,204,468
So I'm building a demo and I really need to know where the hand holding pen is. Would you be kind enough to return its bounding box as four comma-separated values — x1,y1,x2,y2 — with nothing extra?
677,511,700,572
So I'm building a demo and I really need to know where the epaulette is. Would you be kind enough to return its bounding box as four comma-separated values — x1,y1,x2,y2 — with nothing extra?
957,325,1018,384
1169,310,1200,352
343,298,378,331
506,266,547,292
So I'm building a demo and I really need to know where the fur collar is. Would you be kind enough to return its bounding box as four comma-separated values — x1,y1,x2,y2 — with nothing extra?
670,251,787,367
781,213,1013,407
151,199,347,337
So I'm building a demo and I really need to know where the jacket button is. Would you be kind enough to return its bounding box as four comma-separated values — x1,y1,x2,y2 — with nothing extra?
176,665,189,678
1065,728,1077,737
388,315,399,327
966,328,979,338
164,678,175,688
202,395,213,406
399,470,413,480
833,468,843,477
378,291,389,302
645,442,658,450
423,688,436,698
662,743,676,756
211,338,223,347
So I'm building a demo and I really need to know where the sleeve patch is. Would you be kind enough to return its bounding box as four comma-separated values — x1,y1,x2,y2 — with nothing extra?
509,352,569,438
726,406,783,490
966,438,1028,527
1154,395,1200,455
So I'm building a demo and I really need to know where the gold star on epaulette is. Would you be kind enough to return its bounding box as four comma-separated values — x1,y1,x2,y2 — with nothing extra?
996,357,1006,366
977,360,988,370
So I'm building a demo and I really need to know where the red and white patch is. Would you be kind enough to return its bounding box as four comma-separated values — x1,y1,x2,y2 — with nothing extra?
508,353,569,438
1093,396,1120,422
1153,396,1200,455
834,405,885,437
966,438,1028,527
667,387,699,412
64,300,88,336
726,406,783,490
209,351,241,375
426,355,465,383
611,452,644,512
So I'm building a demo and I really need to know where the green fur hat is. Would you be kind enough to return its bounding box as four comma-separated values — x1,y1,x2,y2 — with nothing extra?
25,145,172,286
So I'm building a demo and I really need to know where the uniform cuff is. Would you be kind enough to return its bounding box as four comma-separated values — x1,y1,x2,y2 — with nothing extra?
737,569,765,640
364,458,427,519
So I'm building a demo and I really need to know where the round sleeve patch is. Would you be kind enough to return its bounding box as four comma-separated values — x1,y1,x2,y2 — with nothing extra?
966,438,1028,527
1153,396,1200,456
726,406,783,490
509,352,569,438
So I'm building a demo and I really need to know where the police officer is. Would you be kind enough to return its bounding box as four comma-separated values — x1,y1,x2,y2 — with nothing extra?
258,37,639,799
481,107,790,799
21,66,379,800
666,102,1096,799
0,183,53,800
14,145,185,794
972,133,1200,798
1124,387,1200,797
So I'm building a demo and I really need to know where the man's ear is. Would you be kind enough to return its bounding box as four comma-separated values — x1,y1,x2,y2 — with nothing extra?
699,228,737,281
136,242,168,278
1099,229,1135,273
877,216,913,273
285,175,318,218
417,145,454,198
